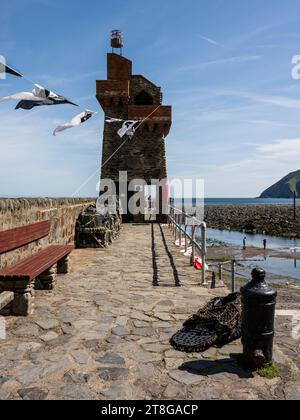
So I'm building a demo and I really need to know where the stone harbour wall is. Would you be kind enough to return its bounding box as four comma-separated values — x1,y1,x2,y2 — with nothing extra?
204,205,300,238
0,198,95,269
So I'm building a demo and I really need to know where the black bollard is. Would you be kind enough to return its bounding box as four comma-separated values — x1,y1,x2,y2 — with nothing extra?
240,268,277,370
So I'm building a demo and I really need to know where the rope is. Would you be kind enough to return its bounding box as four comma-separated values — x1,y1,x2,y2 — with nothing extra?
91,234,106,248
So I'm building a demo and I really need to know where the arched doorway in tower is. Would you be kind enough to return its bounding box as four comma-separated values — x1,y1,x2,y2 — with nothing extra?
144,185,157,222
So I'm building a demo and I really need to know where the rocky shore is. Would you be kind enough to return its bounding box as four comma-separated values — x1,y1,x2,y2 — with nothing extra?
204,205,300,238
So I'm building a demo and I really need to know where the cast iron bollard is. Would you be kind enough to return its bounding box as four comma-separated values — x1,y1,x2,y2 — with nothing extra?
240,268,277,370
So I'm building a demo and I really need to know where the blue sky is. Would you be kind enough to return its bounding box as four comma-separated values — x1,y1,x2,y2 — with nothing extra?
1,0,300,197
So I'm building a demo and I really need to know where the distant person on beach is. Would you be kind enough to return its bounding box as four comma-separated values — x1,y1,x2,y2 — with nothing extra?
263,239,267,250
243,237,247,250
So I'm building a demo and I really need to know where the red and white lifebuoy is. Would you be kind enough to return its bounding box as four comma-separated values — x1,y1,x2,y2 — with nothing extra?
194,257,209,271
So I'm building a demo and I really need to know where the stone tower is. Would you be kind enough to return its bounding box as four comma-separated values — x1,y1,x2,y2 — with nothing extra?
96,34,172,222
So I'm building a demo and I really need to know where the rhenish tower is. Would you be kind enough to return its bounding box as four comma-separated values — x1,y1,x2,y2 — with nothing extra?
96,31,172,223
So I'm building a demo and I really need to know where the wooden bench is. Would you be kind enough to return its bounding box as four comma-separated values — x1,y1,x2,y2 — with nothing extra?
0,221,74,316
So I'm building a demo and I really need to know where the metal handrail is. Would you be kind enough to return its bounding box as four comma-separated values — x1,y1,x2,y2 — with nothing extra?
168,205,207,286
169,205,206,228
170,217,202,254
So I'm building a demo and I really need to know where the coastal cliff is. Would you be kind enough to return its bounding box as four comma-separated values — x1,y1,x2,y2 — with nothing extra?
260,170,300,198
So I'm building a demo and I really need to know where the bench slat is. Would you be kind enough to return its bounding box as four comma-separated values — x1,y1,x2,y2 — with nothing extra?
0,221,51,255
0,223,50,245
0,245,74,281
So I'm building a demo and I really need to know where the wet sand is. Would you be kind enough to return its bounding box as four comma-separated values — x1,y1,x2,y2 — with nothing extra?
206,244,300,309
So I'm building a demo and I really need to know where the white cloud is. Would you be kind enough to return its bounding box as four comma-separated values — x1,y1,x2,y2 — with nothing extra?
206,89,300,109
198,35,219,46
217,159,259,171
220,89,300,111
250,94,300,109
29,71,99,89
177,56,261,72
245,119,300,128
258,138,300,158
218,138,300,168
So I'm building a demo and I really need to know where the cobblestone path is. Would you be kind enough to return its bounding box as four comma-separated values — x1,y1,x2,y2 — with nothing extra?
0,224,299,400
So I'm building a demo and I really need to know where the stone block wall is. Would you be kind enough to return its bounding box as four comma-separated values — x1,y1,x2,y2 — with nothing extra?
101,110,167,183
0,198,95,269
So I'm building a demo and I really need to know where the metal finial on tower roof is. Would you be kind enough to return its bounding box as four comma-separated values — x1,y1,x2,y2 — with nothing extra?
111,30,124,55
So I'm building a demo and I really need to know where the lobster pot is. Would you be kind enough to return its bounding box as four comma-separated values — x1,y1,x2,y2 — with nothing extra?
76,204,121,249
111,30,123,49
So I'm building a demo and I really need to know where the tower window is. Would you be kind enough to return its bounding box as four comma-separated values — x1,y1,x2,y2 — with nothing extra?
134,90,154,105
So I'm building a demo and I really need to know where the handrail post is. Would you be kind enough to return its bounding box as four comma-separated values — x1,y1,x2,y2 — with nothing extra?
231,259,236,293
179,214,182,247
211,272,216,289
219,264,223,282
184,224,188,253
190,223,195,266
172,208,175,235
201,223,207,286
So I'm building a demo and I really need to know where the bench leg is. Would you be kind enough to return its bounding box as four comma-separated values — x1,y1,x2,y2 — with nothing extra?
0,281,34,316
13,283,34,316
57,255,70,274
35,266,57,290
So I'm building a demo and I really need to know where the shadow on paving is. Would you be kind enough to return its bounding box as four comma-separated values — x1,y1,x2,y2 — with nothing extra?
151,224,181,287
151,224,159,287
179,355,254,379
158,224,181,287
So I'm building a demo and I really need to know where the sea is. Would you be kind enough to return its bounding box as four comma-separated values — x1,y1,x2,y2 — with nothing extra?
1,196,299,206
174,198,300,206
171,197,300,280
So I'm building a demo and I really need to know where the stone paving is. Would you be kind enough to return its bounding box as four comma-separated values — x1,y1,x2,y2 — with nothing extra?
0,224,299,400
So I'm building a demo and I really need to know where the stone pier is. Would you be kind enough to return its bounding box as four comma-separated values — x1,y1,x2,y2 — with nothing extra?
0,225,299,400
